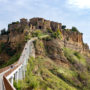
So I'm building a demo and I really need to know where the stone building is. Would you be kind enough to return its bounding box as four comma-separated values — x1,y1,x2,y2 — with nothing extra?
29,17,62,31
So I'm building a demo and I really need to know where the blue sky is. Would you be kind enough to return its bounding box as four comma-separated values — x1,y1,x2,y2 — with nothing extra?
0,0,90,47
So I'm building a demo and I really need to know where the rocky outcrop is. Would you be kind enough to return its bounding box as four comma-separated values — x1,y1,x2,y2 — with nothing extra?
0,17,89,57
43,39,68,63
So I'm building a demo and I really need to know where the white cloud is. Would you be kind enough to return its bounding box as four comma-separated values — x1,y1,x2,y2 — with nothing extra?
68,0,90,9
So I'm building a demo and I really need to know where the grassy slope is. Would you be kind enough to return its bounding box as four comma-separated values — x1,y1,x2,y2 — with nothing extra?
63,48,90,90
14,56,78,90
14,47,90,90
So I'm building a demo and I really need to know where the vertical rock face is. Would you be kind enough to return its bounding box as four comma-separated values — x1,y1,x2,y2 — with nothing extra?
61,30,83,44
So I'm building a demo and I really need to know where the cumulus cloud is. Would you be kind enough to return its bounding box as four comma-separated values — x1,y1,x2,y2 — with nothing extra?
68,0,90,9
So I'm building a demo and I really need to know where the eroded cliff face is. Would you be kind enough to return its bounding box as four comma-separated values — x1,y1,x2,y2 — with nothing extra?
0,17,89,62
32,38,90,90
60,30,89,55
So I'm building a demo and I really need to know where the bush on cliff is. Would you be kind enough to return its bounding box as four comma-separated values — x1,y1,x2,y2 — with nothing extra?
62,25,66,29
47,28,53,33
32,30,42,38
1,28,9,35
24,34,31,41
71,27,79,32
51,29,62,39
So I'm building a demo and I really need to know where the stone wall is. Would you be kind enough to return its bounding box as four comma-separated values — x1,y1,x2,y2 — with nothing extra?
61,30,83,44
29,17,62,30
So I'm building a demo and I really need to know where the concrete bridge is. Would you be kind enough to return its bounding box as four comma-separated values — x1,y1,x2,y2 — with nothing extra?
0,37,37,90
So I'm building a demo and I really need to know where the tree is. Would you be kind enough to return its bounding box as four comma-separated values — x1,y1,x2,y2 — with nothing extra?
1,28,6,35
62,25,66,29
1,28,10,35
71,27,79,32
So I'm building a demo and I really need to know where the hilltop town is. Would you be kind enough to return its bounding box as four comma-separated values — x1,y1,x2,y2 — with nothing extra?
0,18,89,58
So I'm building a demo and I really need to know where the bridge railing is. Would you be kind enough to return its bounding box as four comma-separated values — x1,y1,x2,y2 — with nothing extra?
2,38,37,90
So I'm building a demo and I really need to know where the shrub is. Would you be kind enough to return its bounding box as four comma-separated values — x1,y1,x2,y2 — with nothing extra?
51,32,57,38
25,57,39,89
63,48,86,66
74,52,81,59
32,30,42,38
1,29,9,35
62,25,66,29
71,27,79,32
14,81,22,90
47,28,53,33
12,21,19,24
14,80,28,90
56,29,62,39
24,34,31,41
51,29,62,39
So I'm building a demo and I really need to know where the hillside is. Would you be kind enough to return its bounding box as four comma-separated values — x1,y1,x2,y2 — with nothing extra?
0,17,90,90
14,38,90,90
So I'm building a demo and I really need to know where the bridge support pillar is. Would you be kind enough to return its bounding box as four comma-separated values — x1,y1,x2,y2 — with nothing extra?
19,67,23,80
15,71,18,82
22,66,25,79
10,75,14,85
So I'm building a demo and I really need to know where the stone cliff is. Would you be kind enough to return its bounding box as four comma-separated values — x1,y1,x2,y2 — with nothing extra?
0,17,89,62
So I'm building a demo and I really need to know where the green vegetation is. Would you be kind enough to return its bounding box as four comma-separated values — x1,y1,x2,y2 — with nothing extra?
14,57,40,90
12,21,19,24
47,28,53,33
14,44,90,90
31,28,62,40
62,25,66,29
1,28,9,35
32,30,44,38
0,52,21,68
31,29,49,40
47,29,62,39
63,48,86,66
71,27,79,32
14,56,77,90
24,34,31,41
63,48,90,90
